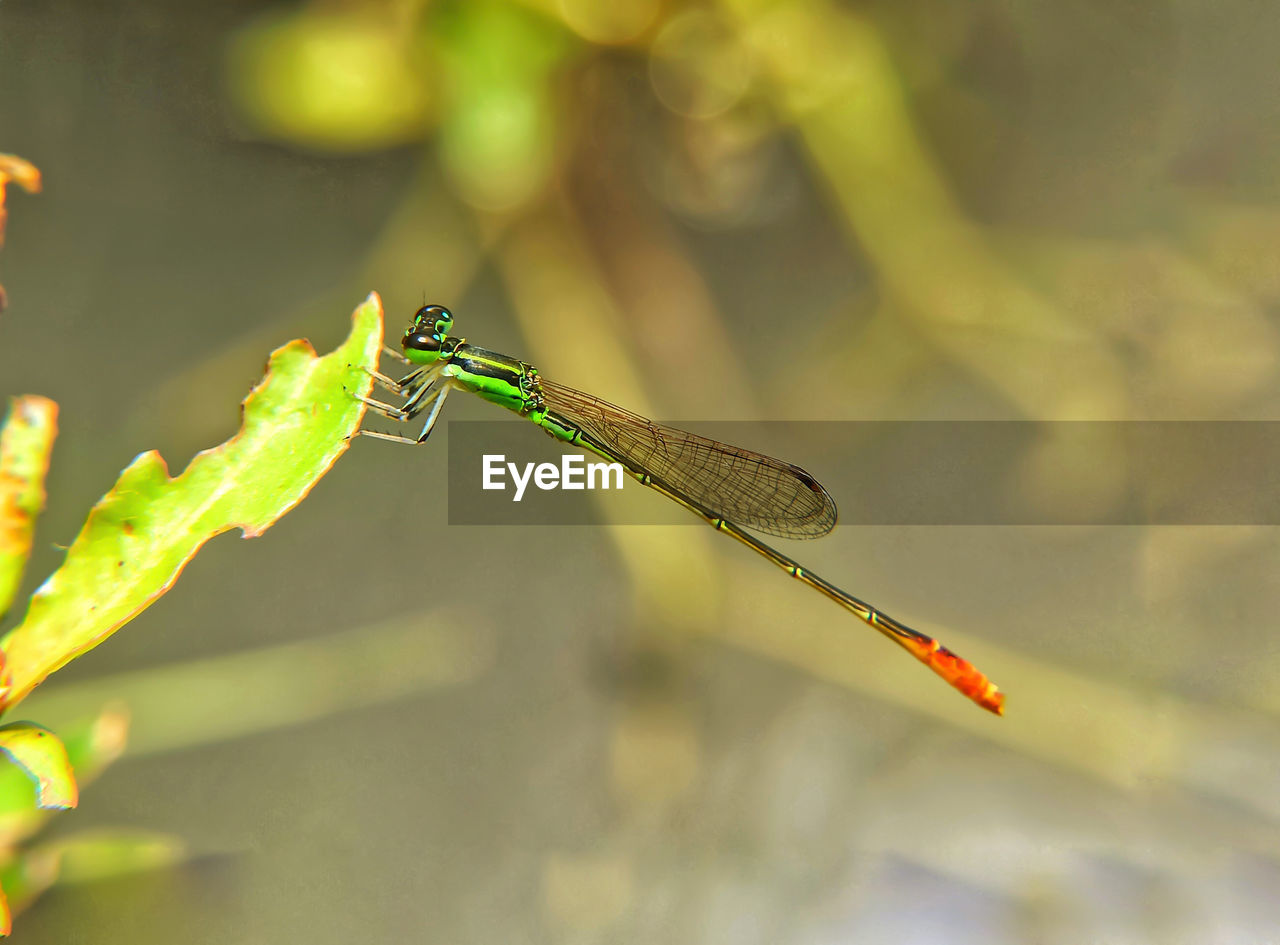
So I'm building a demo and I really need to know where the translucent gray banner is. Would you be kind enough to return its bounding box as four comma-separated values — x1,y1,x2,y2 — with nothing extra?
446,420,1280,526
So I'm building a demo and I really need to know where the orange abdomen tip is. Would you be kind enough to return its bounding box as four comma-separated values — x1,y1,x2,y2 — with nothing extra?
902,635,1005,715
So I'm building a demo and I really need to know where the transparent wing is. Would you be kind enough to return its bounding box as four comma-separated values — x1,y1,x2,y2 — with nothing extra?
540,381,837,539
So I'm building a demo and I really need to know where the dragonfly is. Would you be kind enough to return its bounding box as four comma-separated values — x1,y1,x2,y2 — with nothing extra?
355,304,1004,715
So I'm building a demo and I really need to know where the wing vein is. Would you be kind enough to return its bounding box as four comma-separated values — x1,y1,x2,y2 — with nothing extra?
540,381,837,539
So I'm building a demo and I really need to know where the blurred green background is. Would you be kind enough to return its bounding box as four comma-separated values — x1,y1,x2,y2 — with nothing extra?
3,0,1280,941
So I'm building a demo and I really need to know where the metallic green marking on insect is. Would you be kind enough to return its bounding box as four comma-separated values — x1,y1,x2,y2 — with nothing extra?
354,304,1005,716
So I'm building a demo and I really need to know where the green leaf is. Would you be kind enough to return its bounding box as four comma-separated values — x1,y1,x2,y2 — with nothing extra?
0,704,127,835
0,706,131,937
0,294,384,710
0,396,57,622
0,828,184,931
0,722,76,810
27,827,186,885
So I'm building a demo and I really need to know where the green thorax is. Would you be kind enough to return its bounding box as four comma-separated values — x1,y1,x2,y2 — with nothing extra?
444,343,544,418
444,343,586,446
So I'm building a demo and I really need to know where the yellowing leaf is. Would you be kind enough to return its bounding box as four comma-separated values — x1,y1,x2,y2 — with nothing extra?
0,294,384,710
0,397,58,622
0,154,41,314
0,722,76,810
0,155,41,251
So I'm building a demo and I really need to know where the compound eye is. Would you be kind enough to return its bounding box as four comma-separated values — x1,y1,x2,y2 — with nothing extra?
413,304,454,336
403,330,441,353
